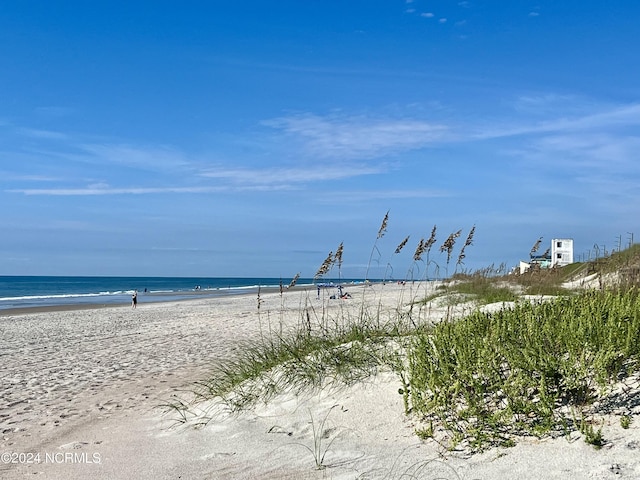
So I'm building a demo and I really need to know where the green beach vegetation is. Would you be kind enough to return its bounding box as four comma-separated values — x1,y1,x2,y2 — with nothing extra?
173,214,640,453
409,289,640,449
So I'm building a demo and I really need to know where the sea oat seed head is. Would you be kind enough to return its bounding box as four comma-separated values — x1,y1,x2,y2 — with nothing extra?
395,235,410,254
425,225,437,251
288,273,300,289
464,225,476,247
334,242,344,268
441,229,462,264
413,238,426,261
377,211,389,239
315,251,334,279
530,236,543,255
457,226,476,266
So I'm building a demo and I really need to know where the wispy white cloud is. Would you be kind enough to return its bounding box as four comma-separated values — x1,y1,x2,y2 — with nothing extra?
7,185,226,196
200,163,386,185
314,188,451,204
78,143,192,172
149,246,223,253
263,113,448,160
513,94,582,115
7,160,389,195
490,101,640,207
472,103,640,140
421,12,434,18
17,128,69,140
5,121,195,174
1,173,65,182
521,133,640,171
8,101,639,201
559,103,640,130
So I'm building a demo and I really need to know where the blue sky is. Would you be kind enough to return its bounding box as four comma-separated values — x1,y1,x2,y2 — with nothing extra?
2,1,639,278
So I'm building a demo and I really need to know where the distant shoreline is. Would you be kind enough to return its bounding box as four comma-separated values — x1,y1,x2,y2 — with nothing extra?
0,290,262,317
0,276,374,314
0,282,356,316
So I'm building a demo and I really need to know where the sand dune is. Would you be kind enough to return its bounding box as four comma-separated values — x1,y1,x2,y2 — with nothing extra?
1,283,640,479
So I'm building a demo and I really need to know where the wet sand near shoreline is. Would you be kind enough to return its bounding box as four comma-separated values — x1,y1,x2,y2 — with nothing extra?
0,303,119,317
0,283,315,317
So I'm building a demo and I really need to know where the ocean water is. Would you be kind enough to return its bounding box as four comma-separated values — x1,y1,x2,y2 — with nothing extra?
0,276,363,310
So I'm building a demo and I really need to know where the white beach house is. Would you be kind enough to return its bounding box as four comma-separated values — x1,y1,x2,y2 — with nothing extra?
551,238,574,267
518,238,574,273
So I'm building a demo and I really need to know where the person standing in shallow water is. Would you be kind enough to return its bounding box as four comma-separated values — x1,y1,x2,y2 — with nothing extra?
132,291,137,309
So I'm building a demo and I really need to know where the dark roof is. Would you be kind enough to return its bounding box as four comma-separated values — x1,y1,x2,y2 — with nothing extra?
530,253,551,261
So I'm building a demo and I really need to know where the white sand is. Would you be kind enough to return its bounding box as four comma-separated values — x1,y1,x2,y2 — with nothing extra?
1,282,640,479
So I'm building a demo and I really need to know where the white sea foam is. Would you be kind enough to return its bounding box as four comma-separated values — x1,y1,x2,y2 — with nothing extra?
0,293,108,302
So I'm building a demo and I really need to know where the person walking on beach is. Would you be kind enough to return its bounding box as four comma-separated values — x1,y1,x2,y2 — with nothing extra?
132,291,138,309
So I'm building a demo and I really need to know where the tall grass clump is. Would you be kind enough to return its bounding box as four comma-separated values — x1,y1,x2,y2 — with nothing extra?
365,210,389,281
445,275,518,305
407,288,640,450
196,296,421,414
508,265,574,296
454,225,475,274
191,212,432,417
405,225,438,282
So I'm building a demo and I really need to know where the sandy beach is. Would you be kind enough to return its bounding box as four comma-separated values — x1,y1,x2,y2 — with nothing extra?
1,282,640,479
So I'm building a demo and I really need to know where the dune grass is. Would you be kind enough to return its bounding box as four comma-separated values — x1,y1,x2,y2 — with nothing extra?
408,288,640,450
430,278,519,305
173,214,640,454
193,298,421,414
184,282,640,451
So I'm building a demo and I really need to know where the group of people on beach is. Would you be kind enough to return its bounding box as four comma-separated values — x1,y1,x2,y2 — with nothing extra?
316,284,351,300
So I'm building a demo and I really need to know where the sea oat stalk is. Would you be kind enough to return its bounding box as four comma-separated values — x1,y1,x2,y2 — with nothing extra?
456,225,476,268
365,210,390,280
334,242,344,281
377,211,389,239
425,225,437,252
314,251,334,280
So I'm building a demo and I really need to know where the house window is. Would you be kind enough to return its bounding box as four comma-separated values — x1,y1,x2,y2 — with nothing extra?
556,241,562,248
557,253,562,259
